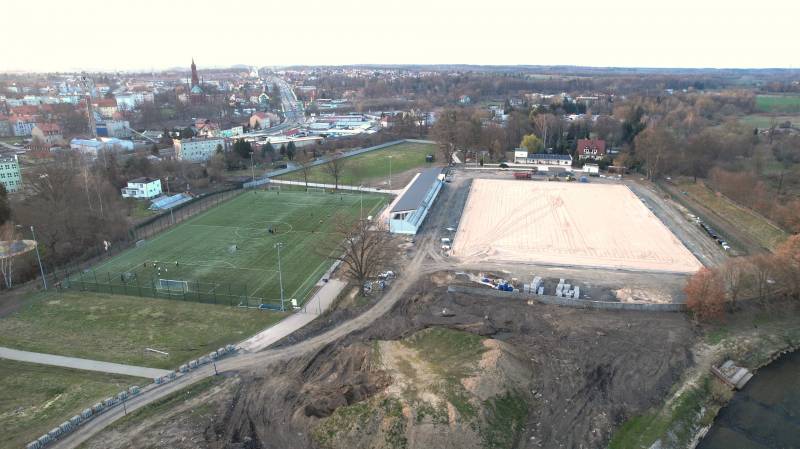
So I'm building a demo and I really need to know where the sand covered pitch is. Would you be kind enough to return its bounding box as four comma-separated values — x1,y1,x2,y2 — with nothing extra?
452,179,702,273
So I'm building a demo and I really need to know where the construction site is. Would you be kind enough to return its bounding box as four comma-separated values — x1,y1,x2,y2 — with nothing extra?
24,166,797,449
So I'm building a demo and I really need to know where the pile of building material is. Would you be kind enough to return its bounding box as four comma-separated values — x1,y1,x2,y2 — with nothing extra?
555,279,580,299
523,276,544,295
711,360,753,390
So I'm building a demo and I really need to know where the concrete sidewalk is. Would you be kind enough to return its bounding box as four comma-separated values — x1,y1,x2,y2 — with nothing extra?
0,347,170,379
238,278,346,352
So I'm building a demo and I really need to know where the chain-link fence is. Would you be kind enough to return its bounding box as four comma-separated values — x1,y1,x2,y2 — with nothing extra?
51,267,286,311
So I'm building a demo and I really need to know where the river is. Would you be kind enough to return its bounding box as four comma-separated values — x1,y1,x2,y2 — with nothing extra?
697,350,800,449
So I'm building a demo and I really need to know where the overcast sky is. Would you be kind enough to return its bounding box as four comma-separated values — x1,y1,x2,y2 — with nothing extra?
2,0,798,72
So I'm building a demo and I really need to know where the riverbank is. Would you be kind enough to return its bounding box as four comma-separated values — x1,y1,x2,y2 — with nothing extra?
697,349,800,448
609,304,800,449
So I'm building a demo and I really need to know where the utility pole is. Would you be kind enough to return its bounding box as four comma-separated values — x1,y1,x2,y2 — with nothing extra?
274,242,285,311
30,225,47,290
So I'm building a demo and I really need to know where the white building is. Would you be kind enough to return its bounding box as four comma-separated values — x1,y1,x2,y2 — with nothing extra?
514,150,572,166
174,137,224,162
70,138,134,157
121,177,162,199
388,168,444,235
0,154,22,193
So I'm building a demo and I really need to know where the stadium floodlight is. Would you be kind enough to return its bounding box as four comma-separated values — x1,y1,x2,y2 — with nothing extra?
274,242,285,311
30,226,46,290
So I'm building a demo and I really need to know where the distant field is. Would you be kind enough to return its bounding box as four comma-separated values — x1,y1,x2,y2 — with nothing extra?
755,94,800,113
0,360,142,449
276,142,438,188
676,180,787,251
80,190,385,307
0,291,285,369
740,114,800,129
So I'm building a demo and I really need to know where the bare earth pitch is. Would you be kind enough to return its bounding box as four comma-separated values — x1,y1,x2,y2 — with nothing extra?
452,179,702,273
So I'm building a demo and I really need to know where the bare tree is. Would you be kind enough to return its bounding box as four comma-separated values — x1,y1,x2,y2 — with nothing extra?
720,258,748,310
333,219,389,296
297,156,314,191
323,155,347,190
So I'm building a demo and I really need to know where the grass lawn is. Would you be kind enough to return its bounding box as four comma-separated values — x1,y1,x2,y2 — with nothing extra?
676,180,787,250
755,94,800,113
80,189,386,306
276,142,438,188
740,114,800,129
0,291,286,369
0,360,143,449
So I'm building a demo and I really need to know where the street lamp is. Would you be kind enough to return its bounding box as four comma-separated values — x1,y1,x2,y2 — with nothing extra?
27,225,47,290
250,151,256,182
274,242,285,311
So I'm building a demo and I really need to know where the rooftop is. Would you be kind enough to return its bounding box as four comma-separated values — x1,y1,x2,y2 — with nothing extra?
391,167,442,213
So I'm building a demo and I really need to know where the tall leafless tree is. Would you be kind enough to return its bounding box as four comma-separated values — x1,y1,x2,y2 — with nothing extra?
323,155,347,190
333,219,389,296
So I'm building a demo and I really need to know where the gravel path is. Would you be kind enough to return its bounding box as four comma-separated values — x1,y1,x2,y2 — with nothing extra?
0,347,169,378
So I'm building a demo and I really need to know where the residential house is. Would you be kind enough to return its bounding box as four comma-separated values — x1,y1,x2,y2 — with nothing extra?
121,177,162,199
173,137,224,162
249,112,271,130
31,123,64,147
94,98,118,118
0,154,22,193
576,138,607,160
12,115,36,136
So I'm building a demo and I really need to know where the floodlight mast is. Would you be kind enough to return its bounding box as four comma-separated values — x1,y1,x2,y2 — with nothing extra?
274,242,285,311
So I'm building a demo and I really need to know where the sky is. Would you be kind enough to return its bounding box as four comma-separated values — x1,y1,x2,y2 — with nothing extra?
2,0,799,72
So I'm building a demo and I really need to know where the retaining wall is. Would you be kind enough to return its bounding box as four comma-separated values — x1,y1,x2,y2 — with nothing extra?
447,285,686,312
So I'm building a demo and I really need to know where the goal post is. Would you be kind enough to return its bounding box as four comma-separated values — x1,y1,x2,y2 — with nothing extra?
306,186,327,194
267,184,282,192
157,279,189,294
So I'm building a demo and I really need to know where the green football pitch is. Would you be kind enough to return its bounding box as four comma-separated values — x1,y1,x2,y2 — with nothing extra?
276,142,438,187
77,190,386,307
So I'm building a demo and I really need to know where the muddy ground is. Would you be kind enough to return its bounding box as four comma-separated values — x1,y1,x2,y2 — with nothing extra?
86,272,695,449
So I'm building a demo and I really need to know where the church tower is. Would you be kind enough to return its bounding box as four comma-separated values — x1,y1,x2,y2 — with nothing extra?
190,58,199,88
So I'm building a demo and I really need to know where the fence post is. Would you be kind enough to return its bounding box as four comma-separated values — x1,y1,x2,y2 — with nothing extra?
196,280,200,302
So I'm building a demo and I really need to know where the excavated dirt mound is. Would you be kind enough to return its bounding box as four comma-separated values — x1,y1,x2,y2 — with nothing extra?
85,274,695,449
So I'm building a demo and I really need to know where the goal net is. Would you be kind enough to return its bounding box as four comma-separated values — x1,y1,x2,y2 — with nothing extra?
267,184,282,191
306,187,326,194
158,279,189,294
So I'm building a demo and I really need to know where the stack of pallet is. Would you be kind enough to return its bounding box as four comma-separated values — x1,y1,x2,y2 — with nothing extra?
556,279,580,298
